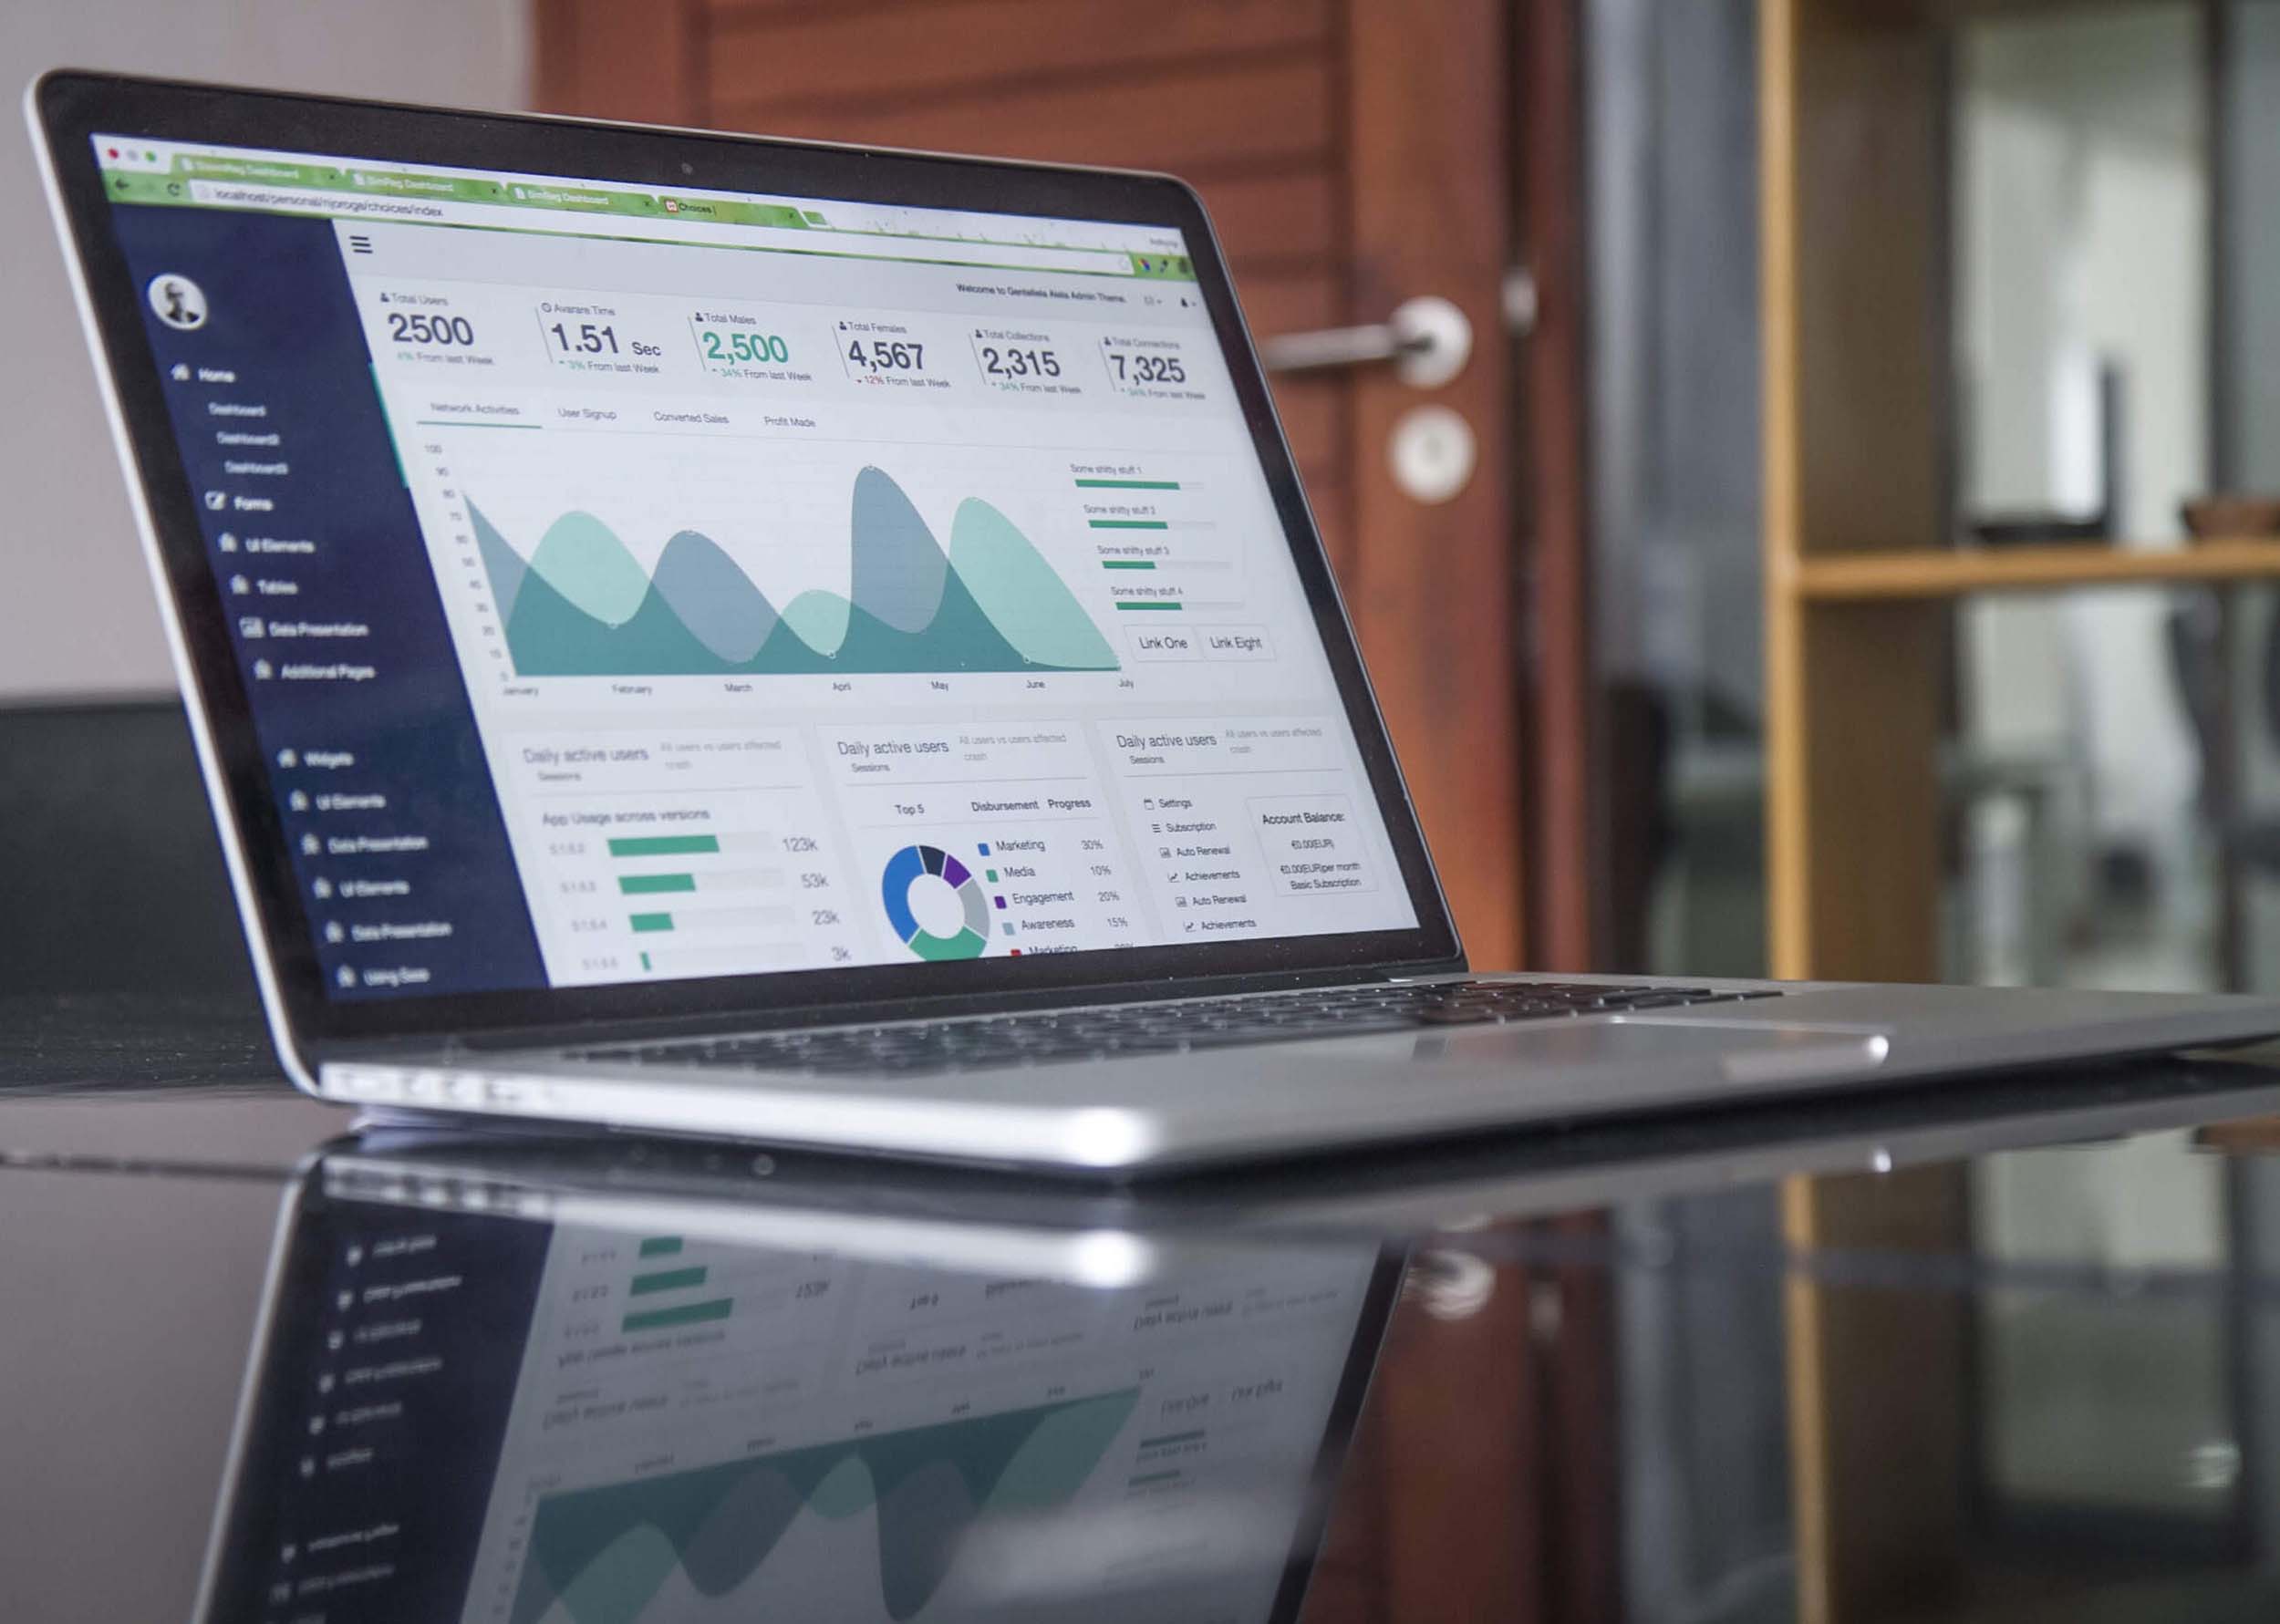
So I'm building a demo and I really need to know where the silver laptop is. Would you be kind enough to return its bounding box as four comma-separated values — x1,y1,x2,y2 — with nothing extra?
33,70,2280,1173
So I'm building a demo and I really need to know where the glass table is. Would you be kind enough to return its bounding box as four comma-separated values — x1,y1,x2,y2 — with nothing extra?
6,995,2280,1622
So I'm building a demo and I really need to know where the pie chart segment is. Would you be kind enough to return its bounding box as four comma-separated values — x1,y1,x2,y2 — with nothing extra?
880,843,990,960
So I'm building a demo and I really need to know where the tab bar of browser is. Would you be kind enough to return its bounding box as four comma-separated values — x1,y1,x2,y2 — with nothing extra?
181,179,1143,276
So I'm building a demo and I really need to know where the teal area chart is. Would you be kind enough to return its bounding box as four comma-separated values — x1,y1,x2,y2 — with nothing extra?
470,466,1118,678
507,1387,1140,1624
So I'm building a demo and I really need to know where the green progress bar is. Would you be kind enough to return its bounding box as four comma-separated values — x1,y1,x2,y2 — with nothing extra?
623,1297,733,1333
1089,519,1169,530
1075,478,1180,489
1138,1430,1207,1449
1128,1470,1182,1486
619,873,696,895
1102,560,1156,570
637,1236,682,1257
630,913,675,933
1114,601,1182,611
628,1265,708,1297
609,834,720,857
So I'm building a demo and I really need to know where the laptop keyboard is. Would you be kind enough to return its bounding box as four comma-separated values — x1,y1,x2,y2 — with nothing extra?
573,980,1783,1078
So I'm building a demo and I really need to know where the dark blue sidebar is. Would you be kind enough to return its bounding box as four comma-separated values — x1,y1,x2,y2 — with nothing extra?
110,204,544,998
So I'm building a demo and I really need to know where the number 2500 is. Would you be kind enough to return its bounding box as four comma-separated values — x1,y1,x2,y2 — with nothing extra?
388,312,475,346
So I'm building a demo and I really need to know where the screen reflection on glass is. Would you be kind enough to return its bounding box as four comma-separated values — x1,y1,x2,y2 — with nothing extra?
197,1156,1397,1624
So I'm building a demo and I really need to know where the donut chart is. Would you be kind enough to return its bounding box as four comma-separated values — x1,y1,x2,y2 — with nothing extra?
879,843,990,960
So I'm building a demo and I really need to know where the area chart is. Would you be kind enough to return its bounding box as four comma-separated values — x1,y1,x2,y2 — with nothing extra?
470,466,1117,678
507,1388,1139,1624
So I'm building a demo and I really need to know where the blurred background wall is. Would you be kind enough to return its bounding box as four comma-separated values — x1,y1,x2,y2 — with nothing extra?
0,0,529,699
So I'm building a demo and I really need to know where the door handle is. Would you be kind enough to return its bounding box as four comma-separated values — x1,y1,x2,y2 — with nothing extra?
1259,295,1473,388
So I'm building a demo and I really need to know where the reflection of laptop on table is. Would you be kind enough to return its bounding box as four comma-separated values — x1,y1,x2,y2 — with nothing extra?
194,1147,1398,1622
33,71,2280,1172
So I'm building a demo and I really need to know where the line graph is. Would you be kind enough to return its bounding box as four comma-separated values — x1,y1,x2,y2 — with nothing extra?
470,465,1117,678
507,1387,1138,1624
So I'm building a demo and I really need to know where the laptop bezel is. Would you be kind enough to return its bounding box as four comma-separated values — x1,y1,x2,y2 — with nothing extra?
32,69,1464,1056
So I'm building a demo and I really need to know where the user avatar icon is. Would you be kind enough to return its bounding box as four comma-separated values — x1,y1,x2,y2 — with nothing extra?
147,272,208,331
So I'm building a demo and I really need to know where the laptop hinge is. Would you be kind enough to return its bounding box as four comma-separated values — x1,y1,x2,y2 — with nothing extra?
313,960,1462,1062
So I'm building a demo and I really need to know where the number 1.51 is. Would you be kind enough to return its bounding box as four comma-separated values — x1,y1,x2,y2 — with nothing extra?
549,321,617,356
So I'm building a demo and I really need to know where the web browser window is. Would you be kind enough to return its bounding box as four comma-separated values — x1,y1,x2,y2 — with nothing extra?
94,136,1416,999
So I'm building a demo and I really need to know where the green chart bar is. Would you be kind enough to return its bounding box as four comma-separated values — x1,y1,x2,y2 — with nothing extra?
1089,519,1169,530
607,834,720,858
637,1236,683,1257
1114,602,1182,612
1137,1430,1207,1449
1101,560,1156,571
619,873,696,895
628,1265,709,1297
630,913,676,933
1074,478,1180,490
1128,1470,1182,1486
623,1297,733,1333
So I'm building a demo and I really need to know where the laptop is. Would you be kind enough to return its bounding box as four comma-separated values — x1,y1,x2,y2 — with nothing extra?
193,1143,1398,1623
31,70,2280,1172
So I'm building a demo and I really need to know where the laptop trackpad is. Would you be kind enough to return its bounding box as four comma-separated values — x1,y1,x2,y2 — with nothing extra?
1419,1018,1891,1085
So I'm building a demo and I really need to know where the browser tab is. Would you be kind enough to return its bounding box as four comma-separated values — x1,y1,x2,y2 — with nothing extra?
502,181,633,211
177,153,313,184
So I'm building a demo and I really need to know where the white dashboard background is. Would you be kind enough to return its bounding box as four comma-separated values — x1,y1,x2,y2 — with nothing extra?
2,0,530,698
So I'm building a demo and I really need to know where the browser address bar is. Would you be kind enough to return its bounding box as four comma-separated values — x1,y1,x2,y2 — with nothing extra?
184,181,1136,275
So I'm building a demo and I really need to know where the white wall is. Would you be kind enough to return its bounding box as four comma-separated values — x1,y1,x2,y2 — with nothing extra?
1,0,529,698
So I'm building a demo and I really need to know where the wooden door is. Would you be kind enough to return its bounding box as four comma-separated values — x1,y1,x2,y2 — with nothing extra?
534,0,1572,971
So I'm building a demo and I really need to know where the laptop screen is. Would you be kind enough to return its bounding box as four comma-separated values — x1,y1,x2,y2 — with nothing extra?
85,133,1420,1002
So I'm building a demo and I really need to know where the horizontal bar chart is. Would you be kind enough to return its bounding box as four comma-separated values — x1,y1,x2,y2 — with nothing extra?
628,1265,709,1297
619,905,796,935
617,868,784,896
607,834,720,858
622,1297,733,1333
636,943,805,977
